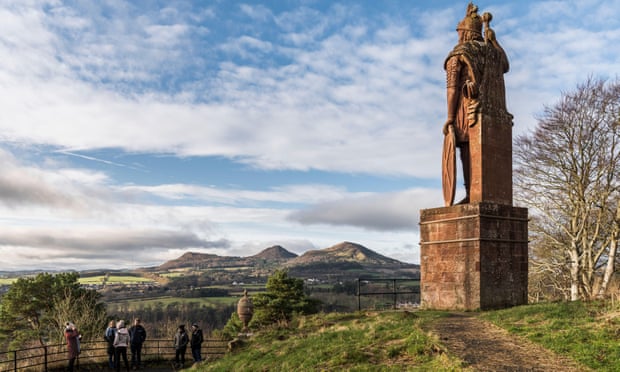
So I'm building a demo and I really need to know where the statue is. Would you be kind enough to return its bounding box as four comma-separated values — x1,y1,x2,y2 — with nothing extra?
442,2,512,206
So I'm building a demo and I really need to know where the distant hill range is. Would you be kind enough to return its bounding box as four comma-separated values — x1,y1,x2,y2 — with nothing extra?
156,241,419,280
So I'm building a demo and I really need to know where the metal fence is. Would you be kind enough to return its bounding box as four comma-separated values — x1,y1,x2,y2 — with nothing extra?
356,278,420,311
0,338,229,372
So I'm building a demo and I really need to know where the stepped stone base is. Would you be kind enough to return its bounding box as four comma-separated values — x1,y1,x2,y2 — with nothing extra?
419,202,528,310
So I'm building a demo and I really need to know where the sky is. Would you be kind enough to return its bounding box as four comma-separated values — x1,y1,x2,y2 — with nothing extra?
1,0,619,271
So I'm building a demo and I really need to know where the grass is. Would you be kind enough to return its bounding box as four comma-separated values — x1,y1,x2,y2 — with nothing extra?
196,301,620,371
481,301,620,371
200,311,468,371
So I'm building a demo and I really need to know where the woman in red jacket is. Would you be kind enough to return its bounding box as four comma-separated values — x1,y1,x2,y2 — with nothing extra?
64,322,80,372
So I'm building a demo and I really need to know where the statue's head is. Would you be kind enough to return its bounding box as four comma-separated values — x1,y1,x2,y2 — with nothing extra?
456,2,483,41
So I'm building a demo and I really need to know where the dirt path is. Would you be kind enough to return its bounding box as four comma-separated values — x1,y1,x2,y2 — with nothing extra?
429,313,591,372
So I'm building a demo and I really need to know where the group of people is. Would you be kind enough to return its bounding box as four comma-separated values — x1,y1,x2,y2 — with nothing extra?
103,319,204,370
65,319,204,371
104,318,147,371
173,323,204,368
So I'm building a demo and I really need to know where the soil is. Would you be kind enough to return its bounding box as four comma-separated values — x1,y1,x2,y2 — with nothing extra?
428,313,591,372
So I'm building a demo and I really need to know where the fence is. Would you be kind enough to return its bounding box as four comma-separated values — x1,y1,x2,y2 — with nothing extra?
0,338,229,372
357,278,420,311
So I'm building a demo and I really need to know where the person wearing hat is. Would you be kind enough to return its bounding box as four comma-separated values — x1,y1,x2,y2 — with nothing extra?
173,324,189,368
64,322,80,372
113,320,131,372
190,323,204,363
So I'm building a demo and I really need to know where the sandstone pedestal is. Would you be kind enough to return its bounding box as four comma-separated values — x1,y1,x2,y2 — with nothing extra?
419,202,528,310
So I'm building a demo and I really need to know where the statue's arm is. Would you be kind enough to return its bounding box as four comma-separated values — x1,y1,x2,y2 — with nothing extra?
443,56,460,135
485,27,509,73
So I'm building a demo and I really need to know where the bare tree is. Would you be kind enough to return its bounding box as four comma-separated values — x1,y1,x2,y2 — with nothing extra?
515,78,620,301
52,287,107,343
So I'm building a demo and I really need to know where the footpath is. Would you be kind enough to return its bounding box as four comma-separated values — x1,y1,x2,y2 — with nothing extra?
428,313,591,371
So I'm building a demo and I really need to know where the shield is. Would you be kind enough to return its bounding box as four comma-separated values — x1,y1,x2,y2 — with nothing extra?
442,125,456,206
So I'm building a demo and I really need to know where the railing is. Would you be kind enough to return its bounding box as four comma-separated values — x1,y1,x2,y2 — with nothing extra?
357,277,420,311
0,338,229,371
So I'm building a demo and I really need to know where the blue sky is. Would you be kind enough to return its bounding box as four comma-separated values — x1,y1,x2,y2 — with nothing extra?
1,0,619,270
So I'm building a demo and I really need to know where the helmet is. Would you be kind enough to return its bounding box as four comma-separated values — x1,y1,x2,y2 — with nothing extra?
456,2,482,36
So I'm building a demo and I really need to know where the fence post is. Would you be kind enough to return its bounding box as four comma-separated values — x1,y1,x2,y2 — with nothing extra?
357,278,361,311
393,279,397,309
13,350,16,372
44,345,48,372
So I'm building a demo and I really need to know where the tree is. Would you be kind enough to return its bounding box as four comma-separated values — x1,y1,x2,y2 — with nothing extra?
251,269,320,326
515,78,620,301
0,272,106,349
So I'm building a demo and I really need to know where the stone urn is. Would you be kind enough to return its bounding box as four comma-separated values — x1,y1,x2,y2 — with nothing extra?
236,289,253,333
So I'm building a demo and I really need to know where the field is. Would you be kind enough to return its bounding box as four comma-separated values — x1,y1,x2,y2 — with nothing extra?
79,275,155,284
108,295,239,309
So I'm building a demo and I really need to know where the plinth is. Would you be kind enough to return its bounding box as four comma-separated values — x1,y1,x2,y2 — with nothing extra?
419,202,528,310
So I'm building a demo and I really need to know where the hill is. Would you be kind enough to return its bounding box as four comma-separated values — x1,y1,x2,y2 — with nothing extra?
157,252,244,271
156,246,297,271
202,311,460,371
155,241,419,281
200,301,611,371
249,245,298,260
288,241,403,266
287,241,419,279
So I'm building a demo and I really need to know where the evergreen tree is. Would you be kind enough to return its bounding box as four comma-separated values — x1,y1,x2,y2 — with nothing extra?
251,269,320,326
0,272,106,349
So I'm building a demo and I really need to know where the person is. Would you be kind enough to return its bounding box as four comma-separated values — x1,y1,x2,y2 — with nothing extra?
442,2,510,205
190,323,204,363
113,320,131,372
104,320,118,369
173,324,189,368
128,318,147,369
64,322,80,372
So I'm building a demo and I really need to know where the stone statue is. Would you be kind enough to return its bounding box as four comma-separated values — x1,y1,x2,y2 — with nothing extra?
442,2,512,206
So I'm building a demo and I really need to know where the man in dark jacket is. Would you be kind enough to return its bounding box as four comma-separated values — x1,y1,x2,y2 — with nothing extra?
128,318,147,369
190,324,204,363
173,324,189,368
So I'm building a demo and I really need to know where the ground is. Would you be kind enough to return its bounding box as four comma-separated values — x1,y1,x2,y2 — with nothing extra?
428,313,591,371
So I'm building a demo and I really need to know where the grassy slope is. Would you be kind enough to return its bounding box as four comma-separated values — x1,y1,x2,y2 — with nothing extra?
200,311,468,372
481,301,620,372
198,301,619,372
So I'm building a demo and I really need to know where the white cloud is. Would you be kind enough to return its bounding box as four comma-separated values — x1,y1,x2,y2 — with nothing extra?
0,148,110,211
2,1,620,270
123,183,358,205
0,145,423,268
239,4,272,22
289,188,440,231
10,1,616,177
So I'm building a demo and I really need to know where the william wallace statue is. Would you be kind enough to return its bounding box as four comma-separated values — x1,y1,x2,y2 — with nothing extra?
442,3,512,206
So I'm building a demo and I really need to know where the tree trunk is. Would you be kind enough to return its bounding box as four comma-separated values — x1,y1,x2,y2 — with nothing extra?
569,249,580,301
598,204,620,298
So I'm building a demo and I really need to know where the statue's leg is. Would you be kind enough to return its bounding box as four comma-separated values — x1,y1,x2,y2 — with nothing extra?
458,143,471,204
